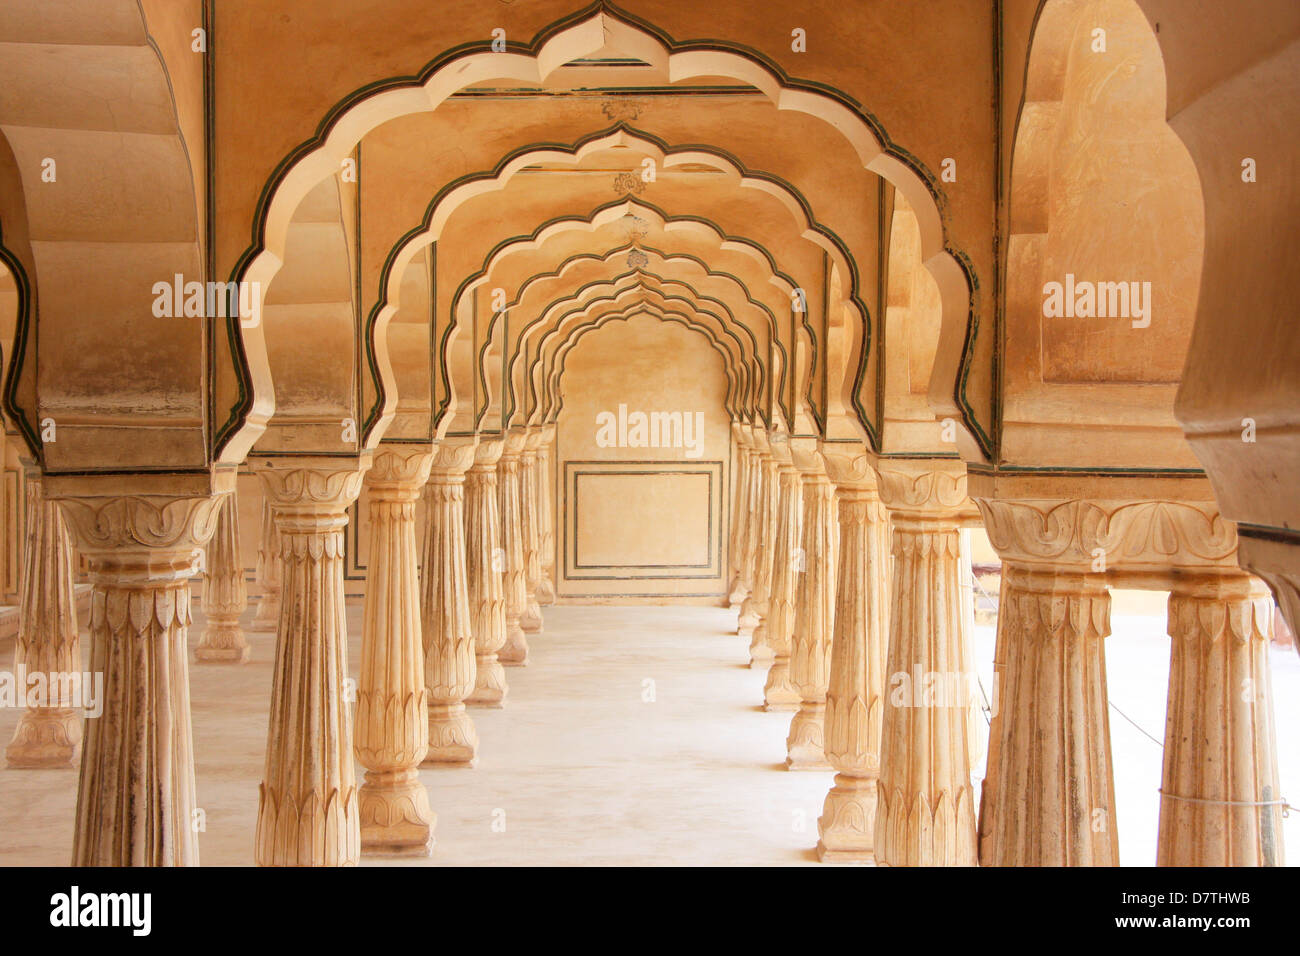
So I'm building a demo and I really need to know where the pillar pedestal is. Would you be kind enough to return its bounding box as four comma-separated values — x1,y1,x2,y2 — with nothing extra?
56,491,223,866
465,440,508,707
1159,571,1283,866
6,474,82,769
786,443,837,770
874,461,978,867
422,439,480,767
816,448,890,861
253,459,367,866
196,490,249,663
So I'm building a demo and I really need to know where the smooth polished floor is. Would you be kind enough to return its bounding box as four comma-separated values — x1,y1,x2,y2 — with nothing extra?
0,600,1296,866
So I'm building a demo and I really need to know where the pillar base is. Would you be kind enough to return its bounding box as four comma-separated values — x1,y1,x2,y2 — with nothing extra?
248,597,280,633
536,578,557,606
359,769,435,857
520,599,544,634
786,701,831,770
763,660,802,710
467,655,507,707
194,624,251,663
499,624,529,666
423,703,479,767
817,773,878,862
6,708,82,769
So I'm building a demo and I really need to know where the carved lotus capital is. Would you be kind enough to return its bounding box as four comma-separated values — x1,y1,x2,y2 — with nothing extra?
56,493,225,560
366,449,434,503
473,438,505,468
976,497,1240,573
502,429,527,456
820,441,877,491
788,436,825,475
876,459,969,517
429,436,479,478
253,458,369,515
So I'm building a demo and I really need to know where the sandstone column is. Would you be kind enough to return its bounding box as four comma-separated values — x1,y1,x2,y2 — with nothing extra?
195,490,249,663
535,423,557,606
874,461,978,866
727,423,753,608
354,450,435,856
1159,571,1283,866
249,497,282,632
786,443,837,770
465,439,508,706
497,430,529,666
737,426,765,639
816,449,890,860
981,556,1116,866
422,439,479,766
518,429,544,637
741,431,777,664
6,474,82,769
253,460,367,866
762,438,803,709
57,491,223,866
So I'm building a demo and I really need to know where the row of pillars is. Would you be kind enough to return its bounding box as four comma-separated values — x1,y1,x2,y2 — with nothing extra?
728,427,1284,866
4,427,558,866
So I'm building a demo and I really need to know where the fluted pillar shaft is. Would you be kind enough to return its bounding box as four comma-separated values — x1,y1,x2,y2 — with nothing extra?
422,440,479,766
763,446,803,709
7,474,82,769
354,451,435,856
465,440,508,706
786,448,838,770
519,432,544,635
535,424,557,606
497,431,529,666
1159,572,1283,866
983,564,1116,865
196,490,249,663
727,425,753,607
249,497,282,632
875,463,978,866
817,451,890,861
742,442,779,664
253,461,367,866
56,492,223,866
737,434,766,640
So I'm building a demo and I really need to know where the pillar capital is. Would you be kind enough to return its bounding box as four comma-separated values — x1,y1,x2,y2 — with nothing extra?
819,441,876,492
875,458,969,522
429,436,478,480
502,428,527,457
250,456,371,522
367,448,434,498
57,492,224,574
472,437,505,469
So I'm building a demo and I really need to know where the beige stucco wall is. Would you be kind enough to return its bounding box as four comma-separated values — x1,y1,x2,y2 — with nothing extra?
553,314,731,601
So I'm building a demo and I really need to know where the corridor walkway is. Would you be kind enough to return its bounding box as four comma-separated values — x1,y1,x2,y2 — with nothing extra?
1,602,1296,865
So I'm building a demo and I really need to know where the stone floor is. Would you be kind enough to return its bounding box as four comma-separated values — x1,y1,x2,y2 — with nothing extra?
0,601,1296,866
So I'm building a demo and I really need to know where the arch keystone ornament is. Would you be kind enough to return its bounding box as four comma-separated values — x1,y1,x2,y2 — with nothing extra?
422,438,481,766
252,458,369,867
356,450,437,855
53,490,225,867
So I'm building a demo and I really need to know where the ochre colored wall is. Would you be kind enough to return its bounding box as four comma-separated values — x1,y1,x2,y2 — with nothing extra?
553,315,731,601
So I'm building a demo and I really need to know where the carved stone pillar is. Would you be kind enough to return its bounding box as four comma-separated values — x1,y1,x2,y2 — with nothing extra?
56,491,223,866
763,440,803,709
874,461,978,866
741,432,778,663
497,431,529,666
195,490,249,663
518,430,544,637
786,443,837,770
980,555,1116,866
249,497,281,632
535,423,557,606
727,424,753,608
1160,571,1283,866
354,450,435,856
737,427,766,640
6,474,82,769
422,439,479,766
253,460,367,866
465,440,508,706
816,448,890,861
